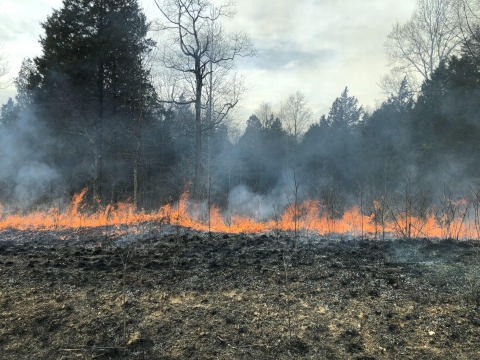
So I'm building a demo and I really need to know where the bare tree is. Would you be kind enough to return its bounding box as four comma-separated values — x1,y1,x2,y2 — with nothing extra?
0,45,11,89
256,102,274,128
454,0,480,60
382,0,462,93
286,167,303,247
153,0,255,198
131,52,158,211
280,91,312,143
203,57,248,132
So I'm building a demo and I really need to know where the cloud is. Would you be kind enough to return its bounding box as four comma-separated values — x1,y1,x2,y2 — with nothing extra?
0,0,62,105
1,0,418,127
282,60,298,70
243,47,336,71
218,0,417,122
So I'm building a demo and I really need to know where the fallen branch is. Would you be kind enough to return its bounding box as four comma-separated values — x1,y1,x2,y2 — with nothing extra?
59,346,126,351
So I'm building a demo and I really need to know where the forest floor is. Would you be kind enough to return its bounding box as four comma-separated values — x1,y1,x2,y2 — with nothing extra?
1,224,480,359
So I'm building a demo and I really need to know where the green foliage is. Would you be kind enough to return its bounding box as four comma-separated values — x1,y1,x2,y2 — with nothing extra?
11,0,171,208
410,54,480,179
325,87,364,130
235,115,289,193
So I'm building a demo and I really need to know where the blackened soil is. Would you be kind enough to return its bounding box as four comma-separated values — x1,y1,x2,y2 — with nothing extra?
1,227,480,359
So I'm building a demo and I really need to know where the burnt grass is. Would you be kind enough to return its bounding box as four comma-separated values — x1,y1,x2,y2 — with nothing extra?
2,226,480,359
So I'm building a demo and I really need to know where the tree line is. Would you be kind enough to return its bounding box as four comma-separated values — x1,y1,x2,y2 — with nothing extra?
0,0,480,220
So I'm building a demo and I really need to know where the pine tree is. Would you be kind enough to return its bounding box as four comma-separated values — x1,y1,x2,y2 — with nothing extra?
325,87,364,130
30,0,155,204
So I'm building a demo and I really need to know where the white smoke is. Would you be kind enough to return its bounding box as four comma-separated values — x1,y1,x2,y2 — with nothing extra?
14,161,59,206
0,107,61,208
228,184,290,221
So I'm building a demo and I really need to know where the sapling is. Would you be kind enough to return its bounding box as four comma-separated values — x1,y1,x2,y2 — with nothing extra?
439,184,469,240
272,203,280,239
286,168,304,247
282,250,293,340
470,187,480,240
116,243,135,348
356,183,366,241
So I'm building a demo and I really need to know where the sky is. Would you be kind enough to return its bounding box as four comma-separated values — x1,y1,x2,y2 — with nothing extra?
0,0,417,123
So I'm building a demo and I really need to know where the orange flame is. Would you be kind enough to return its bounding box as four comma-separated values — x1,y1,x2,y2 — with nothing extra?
0,189,478,239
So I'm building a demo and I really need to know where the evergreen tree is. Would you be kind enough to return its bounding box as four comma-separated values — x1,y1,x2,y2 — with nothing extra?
325,87,364,130
0,98,19,129
29,0,155,204
361,78,413,193
409,54,480,190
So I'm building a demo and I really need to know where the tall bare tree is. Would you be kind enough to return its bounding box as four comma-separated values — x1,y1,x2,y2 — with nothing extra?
256,102,274,128
280,91,312,143
154,0,255,198
382,0,463,93
129,51,158,210
454,0,480,60
0,45,11,89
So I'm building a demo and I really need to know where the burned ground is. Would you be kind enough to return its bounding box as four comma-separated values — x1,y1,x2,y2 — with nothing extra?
1,226,480,359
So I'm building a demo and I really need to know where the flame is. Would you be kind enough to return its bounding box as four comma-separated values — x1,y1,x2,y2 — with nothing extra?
0,189,479,239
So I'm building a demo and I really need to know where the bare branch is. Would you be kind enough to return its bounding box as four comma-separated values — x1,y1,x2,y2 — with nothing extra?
280,91,312,141
0,45,12,89
383,0,463,92
154,0,255,196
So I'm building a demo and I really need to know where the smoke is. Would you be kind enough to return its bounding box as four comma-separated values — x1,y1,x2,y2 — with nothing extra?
228,184,290,221
14,161,59,207
0,107,61,209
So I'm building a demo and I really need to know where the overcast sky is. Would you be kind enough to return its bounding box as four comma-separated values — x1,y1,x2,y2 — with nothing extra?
0,0,416,123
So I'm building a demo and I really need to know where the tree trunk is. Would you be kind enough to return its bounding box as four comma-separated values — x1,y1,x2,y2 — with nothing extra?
134,79,144,211
94,2,105,207
194,69,203,199
133,155,138,209
133,125,141,211
94,57,104,206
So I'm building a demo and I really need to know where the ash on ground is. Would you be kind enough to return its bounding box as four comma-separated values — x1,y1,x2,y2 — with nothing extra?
1,224,480,359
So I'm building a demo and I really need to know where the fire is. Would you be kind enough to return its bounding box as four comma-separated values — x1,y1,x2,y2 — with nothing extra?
0,189,478,239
